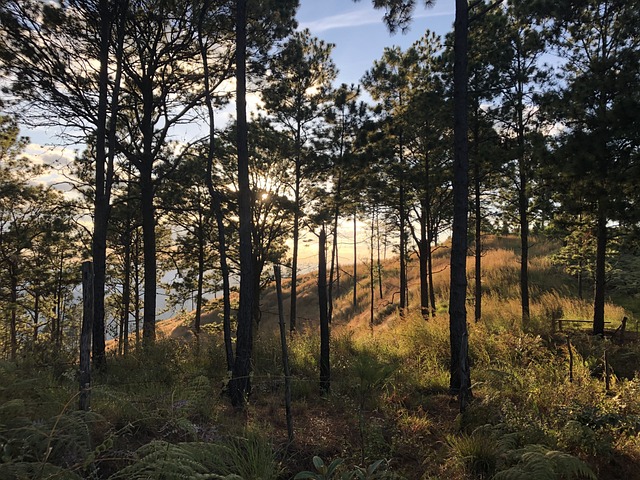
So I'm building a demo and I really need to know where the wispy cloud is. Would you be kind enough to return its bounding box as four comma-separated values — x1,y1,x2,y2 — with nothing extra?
299,6,454,33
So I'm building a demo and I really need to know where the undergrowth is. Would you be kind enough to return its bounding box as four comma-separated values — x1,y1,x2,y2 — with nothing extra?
0,235,639,479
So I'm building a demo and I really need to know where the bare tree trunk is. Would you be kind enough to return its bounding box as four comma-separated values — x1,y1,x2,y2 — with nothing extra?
370,214,375,328
140,164,156,344
593,199,607,336
474,159,482,323
328,173,341,324
274,265,293,443
79,261,94,411
194,232,205,337
289,122,302,333
449,0,471,411
352,211,357,309
229,0,255,407
319,228,330,394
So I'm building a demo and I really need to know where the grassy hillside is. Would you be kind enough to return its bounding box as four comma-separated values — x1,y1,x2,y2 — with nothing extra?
2,235,639,479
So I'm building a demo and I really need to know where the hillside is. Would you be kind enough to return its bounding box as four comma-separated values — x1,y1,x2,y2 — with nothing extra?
4,235,640,480
157,234,632,341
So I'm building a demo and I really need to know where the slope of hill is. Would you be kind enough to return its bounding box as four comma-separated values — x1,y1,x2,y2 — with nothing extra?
11,234,640,480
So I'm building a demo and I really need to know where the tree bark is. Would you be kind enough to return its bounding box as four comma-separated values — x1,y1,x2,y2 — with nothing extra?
319,228,330,393
79,261,94,411
593,199,607,336
91,0,112,372
449,0,471,410
140,164,156,344
289,122,302,333
274,265,293,443
229,0,255,407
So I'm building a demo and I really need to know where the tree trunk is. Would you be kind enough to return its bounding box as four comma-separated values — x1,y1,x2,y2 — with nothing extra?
474,159,482,323
517,74,530,327
198,3,234,370
449,0,471,410
140,164,156,344
91,0,112,372
370,214,375,328
122,227,131,356
79,261,94,411
274,265,293,443
194,231,205,337
328,172,342,324
289,123,302,333
133,230,141,349
229,0,255,407
399,134,407,314
593,199,607,336
353,211,357,309
9,263,18,360
319,228,330,393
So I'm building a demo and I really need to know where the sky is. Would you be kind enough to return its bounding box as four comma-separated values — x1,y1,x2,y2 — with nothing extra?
296,0,455,86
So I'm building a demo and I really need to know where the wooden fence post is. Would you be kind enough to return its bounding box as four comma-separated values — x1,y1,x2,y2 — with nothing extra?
567,337,574,383
79,261,94,411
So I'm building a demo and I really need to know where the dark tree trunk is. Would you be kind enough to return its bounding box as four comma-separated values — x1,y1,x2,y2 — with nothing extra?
352,211,357,309
517,79,530,327
32,292,39,345
194,232,205,337
10,264,18,360
319,228,330,393
370,214,375,328
289,123,302,333
122,227,131,356
474,159,482,323
593,200,607,336
229,0,255,407
140,164,156,344
274,265,293,443
92,0,112,372
376,211,383,299
79,261,94,411
133,230,141,349
328,172,342,324
427,228,437,317
198,3,234,369
399,134,407,314
449,0,471,410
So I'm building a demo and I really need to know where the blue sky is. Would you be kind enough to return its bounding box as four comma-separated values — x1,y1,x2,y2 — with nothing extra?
296,0,455,86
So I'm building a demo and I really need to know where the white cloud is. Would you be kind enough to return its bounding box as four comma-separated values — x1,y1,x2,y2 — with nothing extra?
299,6,454,33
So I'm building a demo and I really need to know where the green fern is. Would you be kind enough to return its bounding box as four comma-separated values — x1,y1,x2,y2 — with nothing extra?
494,444,597,480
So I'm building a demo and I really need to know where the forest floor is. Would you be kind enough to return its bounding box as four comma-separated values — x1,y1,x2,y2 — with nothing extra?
3,235,640,479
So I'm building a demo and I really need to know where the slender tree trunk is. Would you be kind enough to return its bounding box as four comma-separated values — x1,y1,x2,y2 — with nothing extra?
194,232,205,337
289,123,302,333
198,4,234,369
352,211,357,309
133,230,141,349
32,292,39,345
229,0,255,407
399,134,407,314
474,159,482,323
140,164,156,344
10,265,18,360
370,215,375,328
328,172,342,324
517,78,530,327
319,228,330,393
427,229,436,317
419,204,430,319
122,228,131,356
449,0,471,410
79,261,94,411
274,265,293,443
376,211,383,299
91,0,112,372
593,199,607,336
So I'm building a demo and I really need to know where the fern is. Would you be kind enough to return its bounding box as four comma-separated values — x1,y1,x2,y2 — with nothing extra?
494,444,597,480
